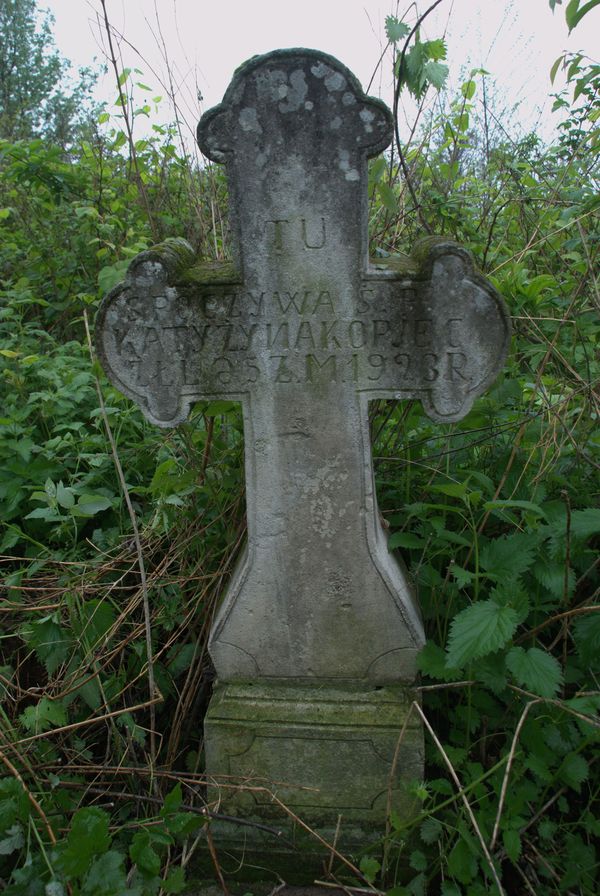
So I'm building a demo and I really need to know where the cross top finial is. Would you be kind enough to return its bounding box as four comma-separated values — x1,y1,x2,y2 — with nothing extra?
197,50,395,279
197,49,392,165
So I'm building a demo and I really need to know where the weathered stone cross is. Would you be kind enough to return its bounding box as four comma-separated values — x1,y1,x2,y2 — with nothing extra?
97,49,510,860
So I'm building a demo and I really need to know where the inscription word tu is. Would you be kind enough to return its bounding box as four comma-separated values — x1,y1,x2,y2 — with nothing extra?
97,50,510,683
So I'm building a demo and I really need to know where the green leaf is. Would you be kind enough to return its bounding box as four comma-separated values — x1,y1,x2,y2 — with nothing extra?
483,499,545,517
573,613,600,667
418,641,457,681
359,855,381,883
81,850,131,896
58,807,111,877
377,181,398,213
550,55,563,83
441,885,461,896
446,601,518,668
505,646,563,698
566,695,600,730
420,816,442,844
538,819,556,840
98,260,129,294
162,867,186,894
461,79,476,99
204,400,238,417
424,38,447,61
75,206,100,219
117,68,131,87
430,481,469,499
447,836,477,884
490,584,530,625
546,506,600,556
410,849,427,872
450,563,475,589
162,782,183,814
21,617,71,675
0,779,29,831
130,830,161,877
74,674,102,711
569,508,600,540
479,532,539,581
423,60,449,90
566,0,600,30
526,753,552,783
503,828,522,863
0,823,24,855
476,652,508,694
74,494,112,516
369,156,386,184
388,532,426,549
76,599,116,646
56,482,75,509
385,15,410,43
20,696,67,732
163,810,204,838
560,752,589,792
44,477,56,501
24,506,62,521
531,558,575,601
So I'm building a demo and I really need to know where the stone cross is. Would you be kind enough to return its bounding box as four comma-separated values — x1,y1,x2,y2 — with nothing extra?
96,49,510,863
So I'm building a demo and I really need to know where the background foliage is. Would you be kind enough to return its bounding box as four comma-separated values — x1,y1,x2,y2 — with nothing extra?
0,1,598,894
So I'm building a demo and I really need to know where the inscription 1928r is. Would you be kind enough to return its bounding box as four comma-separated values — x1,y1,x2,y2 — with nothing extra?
97,49,510,683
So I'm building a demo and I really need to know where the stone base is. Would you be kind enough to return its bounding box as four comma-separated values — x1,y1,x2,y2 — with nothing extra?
202,679,422,882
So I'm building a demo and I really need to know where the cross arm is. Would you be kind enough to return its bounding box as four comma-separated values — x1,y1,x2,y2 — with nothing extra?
356,240,511,422
95,239,261,427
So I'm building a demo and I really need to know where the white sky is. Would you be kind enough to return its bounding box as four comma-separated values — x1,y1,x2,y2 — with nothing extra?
45,0,599,146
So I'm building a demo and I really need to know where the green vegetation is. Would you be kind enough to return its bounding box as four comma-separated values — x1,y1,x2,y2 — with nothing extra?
0,2,598,894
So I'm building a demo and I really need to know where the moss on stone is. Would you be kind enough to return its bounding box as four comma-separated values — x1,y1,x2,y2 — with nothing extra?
179,260,241,287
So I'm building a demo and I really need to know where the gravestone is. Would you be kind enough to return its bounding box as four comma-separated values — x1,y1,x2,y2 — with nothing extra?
96,49,510,873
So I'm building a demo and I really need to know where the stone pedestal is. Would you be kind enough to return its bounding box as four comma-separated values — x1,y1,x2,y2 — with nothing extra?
204,680,422,874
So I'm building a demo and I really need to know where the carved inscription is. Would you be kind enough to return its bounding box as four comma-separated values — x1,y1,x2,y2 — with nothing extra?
98,49,509,433
105,279,474,397
266,216,328,251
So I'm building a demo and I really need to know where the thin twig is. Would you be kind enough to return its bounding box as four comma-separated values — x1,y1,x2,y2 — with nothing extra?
0,748,56,845
98,0,158,239
517,604,600,645
416,680,476,691
268,793,378,891
58,781,293,844
393,0,447,233
507,685,600,729
205,823,230,896
11,692,163,747
83,310,158,780
412,701,505,896
315,884,384,895
383,700,416,875
519,787,567,838
490,699,540,850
